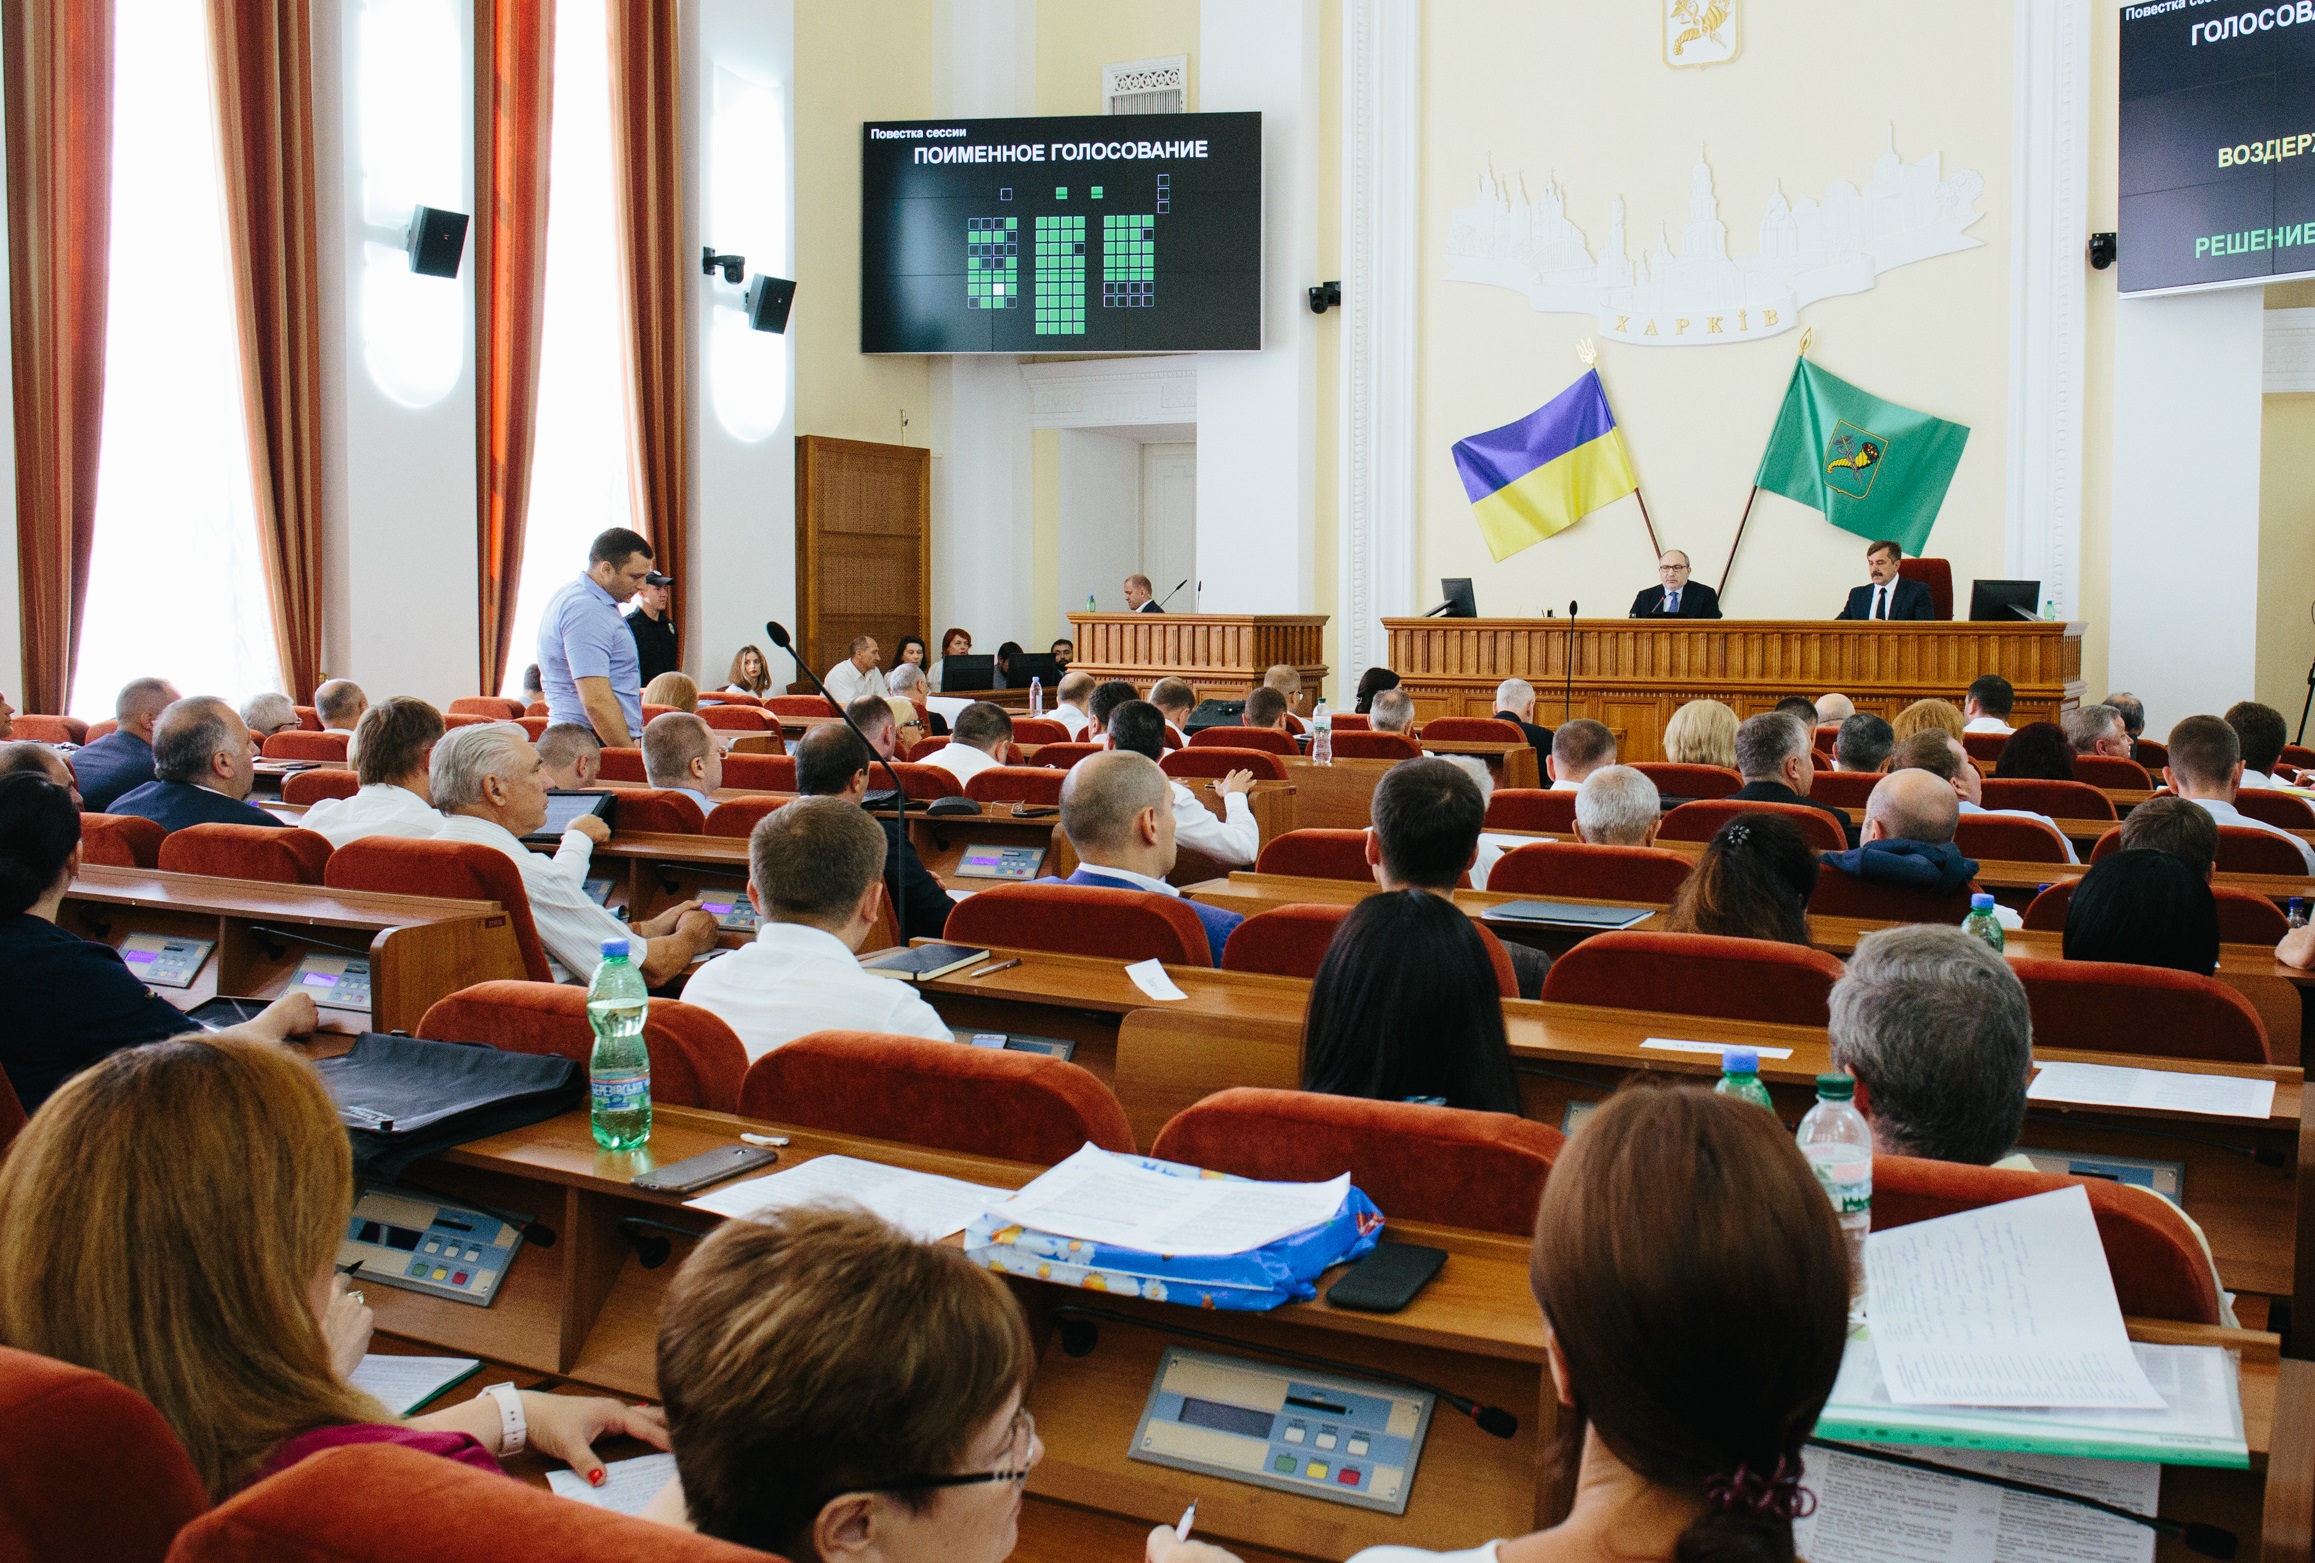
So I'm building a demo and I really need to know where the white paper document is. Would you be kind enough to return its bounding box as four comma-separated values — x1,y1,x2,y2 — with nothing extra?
1125,958,1188,1001
1640,1037,1796,1060
685,1154,1006,1243
1865,1186,2162,1409
1793,1444,2158,1563
2027,1062,2276,1121
1471,832,1541,890
347,1354,478,1416
548,1452,677,1515
989,1144,1348,1257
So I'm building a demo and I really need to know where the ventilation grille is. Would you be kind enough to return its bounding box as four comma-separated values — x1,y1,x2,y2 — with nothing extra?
1103,56,1188,116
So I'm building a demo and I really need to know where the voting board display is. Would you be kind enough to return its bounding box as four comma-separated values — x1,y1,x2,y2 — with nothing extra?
860,112,1261,353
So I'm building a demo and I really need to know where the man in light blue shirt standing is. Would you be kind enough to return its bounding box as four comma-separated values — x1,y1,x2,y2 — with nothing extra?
538,527,655,749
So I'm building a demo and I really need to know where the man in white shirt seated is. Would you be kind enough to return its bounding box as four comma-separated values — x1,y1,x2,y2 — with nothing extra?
1890,730,2079,863
299,698,446,849
1548,718,1616,791
427,722,719,984
2063,702,2134,762
1573,765,1660,846
1149,677,1197,747
1107,698,1257,866
535,722,603,790
2164,713,2315,870
1052,670,1098,738
1960,674,2012,735
919,701,1011,789
679,796,951,1060
1369,688,1416,735
642,711,722,816
314,678,368,736
821,636,890,708
2225,700,2290,788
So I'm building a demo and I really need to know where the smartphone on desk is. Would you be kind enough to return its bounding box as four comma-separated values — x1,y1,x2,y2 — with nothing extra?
631,1143,778,1195
1326,1243,1447,1313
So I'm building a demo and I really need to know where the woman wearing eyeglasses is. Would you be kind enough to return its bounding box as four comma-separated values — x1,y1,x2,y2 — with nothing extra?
654,1204,1042,1560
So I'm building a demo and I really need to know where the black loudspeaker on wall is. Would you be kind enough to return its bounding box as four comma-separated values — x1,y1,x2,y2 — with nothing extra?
406,205,470,279
744,274,796,333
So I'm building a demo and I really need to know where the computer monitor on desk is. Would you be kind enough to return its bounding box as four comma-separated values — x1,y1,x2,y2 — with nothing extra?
1426,579,1476,618
1007,652,1062,687
942,654,996,691
1969,579,2042,621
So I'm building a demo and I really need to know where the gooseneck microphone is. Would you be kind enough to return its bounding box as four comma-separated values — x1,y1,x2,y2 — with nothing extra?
1564,600,1579,724
1156,578,1189,610
765,621,911,948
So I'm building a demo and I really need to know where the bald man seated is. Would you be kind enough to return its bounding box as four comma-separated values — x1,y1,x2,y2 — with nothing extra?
642,711,723,817
108,697,285,834
1817,766,1993,915
314,678,369,735
1044,750,1242,965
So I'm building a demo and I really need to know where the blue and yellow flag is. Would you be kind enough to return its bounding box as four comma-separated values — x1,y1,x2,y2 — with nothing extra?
1452,371,1640,562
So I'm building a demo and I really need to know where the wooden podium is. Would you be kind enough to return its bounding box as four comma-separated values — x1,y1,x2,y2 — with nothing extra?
1385,618,2086,764
1069,613,1328,701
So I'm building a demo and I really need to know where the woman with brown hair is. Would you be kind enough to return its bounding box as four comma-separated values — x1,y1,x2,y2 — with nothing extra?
931,627,975,693
725,644,773,696
0,1038,664,1498
1659,812,1819,945
1994,721,2075,781
1890,698,1965,745
655,1204,1042,1560
1151,1086,1850,1563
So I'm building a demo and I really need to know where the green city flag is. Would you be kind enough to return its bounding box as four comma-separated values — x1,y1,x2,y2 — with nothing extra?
1753,359,1970,557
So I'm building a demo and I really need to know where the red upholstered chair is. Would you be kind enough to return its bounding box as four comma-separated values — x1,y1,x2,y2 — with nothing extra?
720,753,795,791
1979,778,2116,819
0,1347,208,1563
1189,726,1298,756
639,703,679,725
1807,863,1978,924
1630,762,1742,800
2136,739,2170,770
448,696,524,719
84,717,118,741
1484,789,1576,833
1953,814,2074,864
1419,716,1525,744
261,730,349,762
11,713,85,744
597,747,645,782
1961,732,2009,767
80,812,167,868
1031,742,1104,770
2010,956,2268,1064
1541,930,1846,1026
1009,717,1072,745
696,704,773,732
889,759,964,799
1330,731,1422,761
2232,789,2315,828
902,735,953,762
169,1443,766,1563
966,766,1065,806
944,881,1212,965
1219,903,1519,996
766,694,841,718
1659,798,1845,852
1872,1156,2219,1324
1151,1088,1563,1237
2280,743,2315,770
701,689,765,706
1163,747,1289,782
293,705,323,730
1488,842,1693,902
280,769,359,806
326,838,552,981
439,713,493,730
1330,712,1370,731
2072,754,2154,789
1806,771,1881,810
2214,826,2314,876
1256,829,1377,882
515,716,549,740
739,1030,1133,1162
1895,556,1953,619
418,982,746,1111
159,824,334,885
2021,878,2291,944
705,795,787,838
1812,724,1840,756
524,701,549,717
611,789,706,834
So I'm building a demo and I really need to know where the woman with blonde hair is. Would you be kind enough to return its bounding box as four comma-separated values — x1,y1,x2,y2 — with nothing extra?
1891,698,1965,745
725,644,773,697
644,671,699,712
1661,700,1738,770
0,1038,663,1497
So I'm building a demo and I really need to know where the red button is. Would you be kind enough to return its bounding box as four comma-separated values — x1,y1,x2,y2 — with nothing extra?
452,1271,469,1286
1338,1469,1359,1486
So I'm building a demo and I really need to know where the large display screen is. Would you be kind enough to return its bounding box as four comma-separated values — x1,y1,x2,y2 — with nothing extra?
2120,1,2315,294
860,112,1262,353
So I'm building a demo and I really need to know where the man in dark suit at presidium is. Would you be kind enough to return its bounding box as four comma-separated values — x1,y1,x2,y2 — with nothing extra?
1628,550,1722,619
1834,539,1933,621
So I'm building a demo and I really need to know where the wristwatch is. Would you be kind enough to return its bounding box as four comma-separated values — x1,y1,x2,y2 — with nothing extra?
482,1381,526,1455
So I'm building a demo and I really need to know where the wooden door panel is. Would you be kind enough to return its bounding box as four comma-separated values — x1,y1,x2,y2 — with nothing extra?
796,436,931,684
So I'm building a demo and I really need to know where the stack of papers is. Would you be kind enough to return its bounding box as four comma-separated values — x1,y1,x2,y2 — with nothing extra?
2027,1062,2276,1120
1795,1445,2161,1563
685,1154,1006,1243
548,1452,677,1515
348,1354,479,1416
987,1143,1349,1256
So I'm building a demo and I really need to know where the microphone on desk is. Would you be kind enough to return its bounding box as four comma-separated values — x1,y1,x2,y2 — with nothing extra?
1157,578,1189,610
1564,601,1579,723
1052,1303,1520,1440
765,620,912,948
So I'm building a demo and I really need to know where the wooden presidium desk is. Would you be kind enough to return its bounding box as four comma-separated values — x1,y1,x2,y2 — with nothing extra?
1387,618,2086,763
1070,612,1329,702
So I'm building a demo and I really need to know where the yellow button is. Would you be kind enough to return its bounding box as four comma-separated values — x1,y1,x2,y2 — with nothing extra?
431,1267,448,1280
1307,1462,1328,1480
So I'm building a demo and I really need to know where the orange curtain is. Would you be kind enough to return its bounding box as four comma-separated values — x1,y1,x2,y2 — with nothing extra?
606,0,686,638
476,0,555,695
208,0,324,699
2,2,112,713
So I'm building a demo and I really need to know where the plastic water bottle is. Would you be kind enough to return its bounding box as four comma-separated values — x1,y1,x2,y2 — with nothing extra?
2291,897,2309,931
1029,677,1044,718
1713,1047,1775,1111
1086,593,1097,611
1311,700,1333,766
587,938,651,1151
1798,1074,1873,1326
1961,892,2004,952
2041,598,2057,621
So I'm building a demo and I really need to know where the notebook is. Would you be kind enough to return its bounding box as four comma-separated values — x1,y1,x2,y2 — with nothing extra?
1478,900,1652,929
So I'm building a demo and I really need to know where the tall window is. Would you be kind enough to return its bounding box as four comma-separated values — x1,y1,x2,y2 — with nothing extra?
71,0,279,717
499,0,638,697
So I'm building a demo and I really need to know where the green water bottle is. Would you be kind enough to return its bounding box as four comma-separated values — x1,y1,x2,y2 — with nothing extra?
587,938,651,1150
1962,892,2004,953
1713,1047,1775,1111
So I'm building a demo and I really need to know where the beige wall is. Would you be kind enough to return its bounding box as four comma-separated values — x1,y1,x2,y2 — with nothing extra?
1035,0,1201,115
2081,0,2119,702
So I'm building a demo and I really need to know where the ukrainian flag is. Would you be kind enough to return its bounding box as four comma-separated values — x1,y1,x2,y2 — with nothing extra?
1452,371,1640,562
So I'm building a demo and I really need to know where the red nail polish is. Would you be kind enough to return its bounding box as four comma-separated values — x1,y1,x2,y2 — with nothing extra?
589,1469,606,1487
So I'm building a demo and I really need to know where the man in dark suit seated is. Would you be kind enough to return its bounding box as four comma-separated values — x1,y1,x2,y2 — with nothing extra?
71,676,178,813
792,722,952,938
1491,678,1553,759
1627,550,1722,619
1726,710,1857,846
1834,539,1933,621
1048,750,1240,964
107,697,286,834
